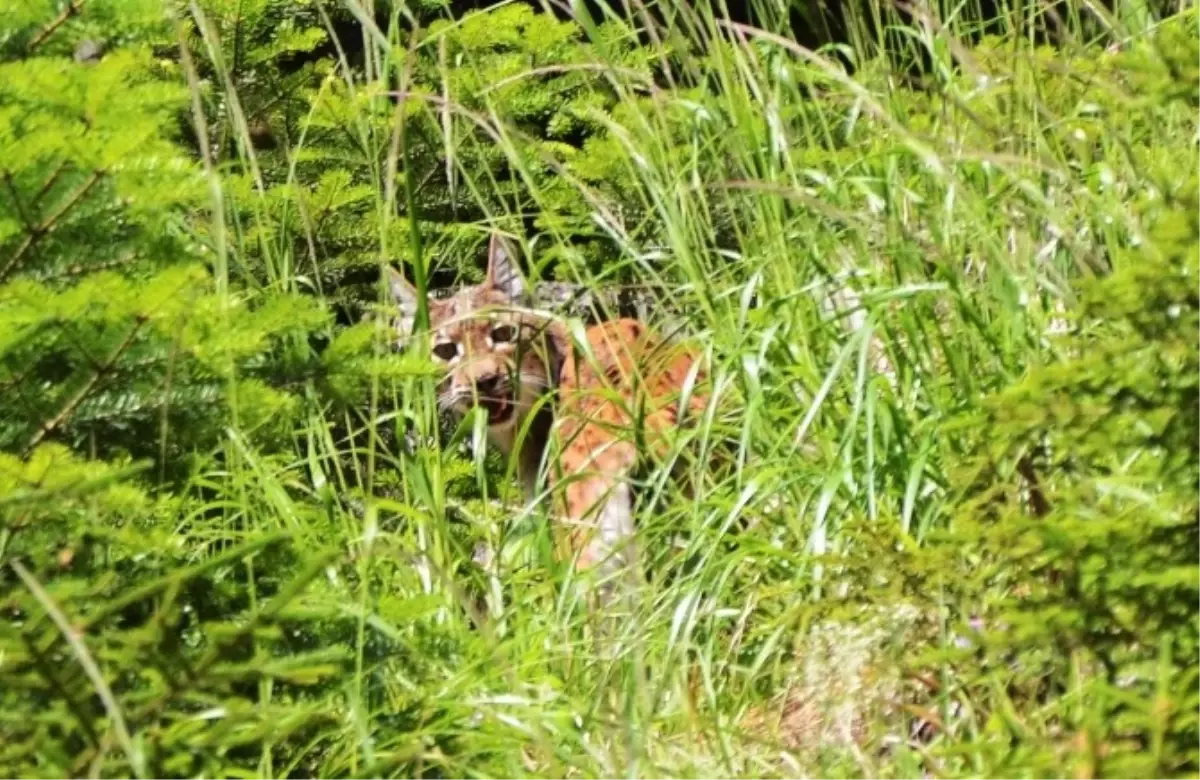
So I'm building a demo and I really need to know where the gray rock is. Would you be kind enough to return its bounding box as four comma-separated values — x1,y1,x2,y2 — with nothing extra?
73,39,102,64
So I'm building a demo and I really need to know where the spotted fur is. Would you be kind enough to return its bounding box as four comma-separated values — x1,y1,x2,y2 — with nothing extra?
389,233,708,588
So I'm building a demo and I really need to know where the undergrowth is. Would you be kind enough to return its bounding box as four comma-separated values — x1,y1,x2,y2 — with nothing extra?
1,0,1197,776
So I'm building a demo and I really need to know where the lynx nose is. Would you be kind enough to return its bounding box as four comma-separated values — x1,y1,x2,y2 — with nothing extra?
473,373,506,399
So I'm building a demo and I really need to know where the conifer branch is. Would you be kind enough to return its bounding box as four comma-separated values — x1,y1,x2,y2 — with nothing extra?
0,169,104,283
22,316,146,456
17,629,101,749
31,161,68,207
10,559,144,777
1016,452,1050,517
1,350,55,424
1,171,35,231
26,0,90,54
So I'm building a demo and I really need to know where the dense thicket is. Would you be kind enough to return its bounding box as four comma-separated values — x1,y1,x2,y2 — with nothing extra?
1,0,1196,776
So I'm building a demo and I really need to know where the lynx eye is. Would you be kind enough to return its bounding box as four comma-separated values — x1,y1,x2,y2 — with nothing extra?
432,341,458,361
490,324,517,344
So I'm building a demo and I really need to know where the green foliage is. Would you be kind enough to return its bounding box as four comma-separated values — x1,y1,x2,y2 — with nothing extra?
216,0,668,320
1,0,1197,777
0,1,338,467
901,173,1199,777
0,444,353,778
992,175,1195,770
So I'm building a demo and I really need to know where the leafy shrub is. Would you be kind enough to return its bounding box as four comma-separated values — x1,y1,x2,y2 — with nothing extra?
0,0,1196,777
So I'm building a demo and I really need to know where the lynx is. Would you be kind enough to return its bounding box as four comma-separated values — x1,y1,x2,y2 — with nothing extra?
388,233,708,587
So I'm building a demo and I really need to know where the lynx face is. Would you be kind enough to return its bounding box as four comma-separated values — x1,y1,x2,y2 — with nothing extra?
388,236,558,454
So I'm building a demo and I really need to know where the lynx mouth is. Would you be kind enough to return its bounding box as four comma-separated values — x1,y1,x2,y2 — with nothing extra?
480,393,514,425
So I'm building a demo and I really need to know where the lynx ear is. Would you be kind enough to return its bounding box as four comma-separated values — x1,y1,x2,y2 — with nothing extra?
485,233,527,304
386,266,420,336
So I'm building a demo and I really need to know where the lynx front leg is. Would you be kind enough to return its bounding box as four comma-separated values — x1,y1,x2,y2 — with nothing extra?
566,473,636,582
552,436,640,605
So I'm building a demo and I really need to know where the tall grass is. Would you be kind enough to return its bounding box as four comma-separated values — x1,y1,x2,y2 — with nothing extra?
36,0,1193,775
